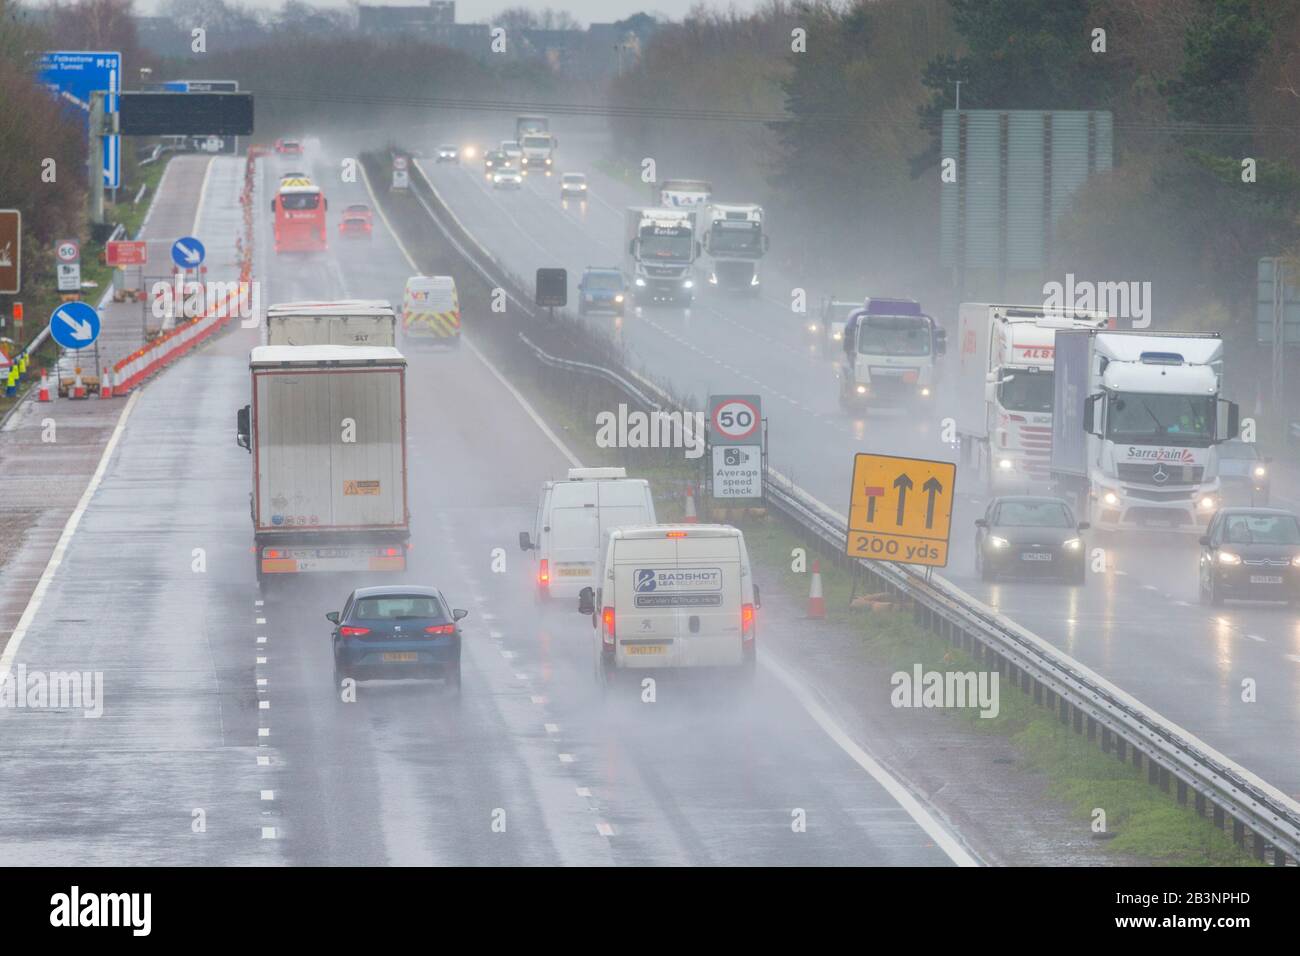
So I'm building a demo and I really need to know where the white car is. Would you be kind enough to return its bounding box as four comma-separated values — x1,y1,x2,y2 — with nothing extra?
560,172,588,199
436,144,459,163
492,168,523,189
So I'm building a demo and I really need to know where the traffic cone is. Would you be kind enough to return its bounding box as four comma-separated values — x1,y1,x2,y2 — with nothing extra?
808,560,826,619
72,367,85,399
99,365,112,399
38,368,51,402
683,484,699,523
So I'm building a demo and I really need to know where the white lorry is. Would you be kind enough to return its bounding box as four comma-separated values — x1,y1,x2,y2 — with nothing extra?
955,303,1111,490
837,298,947,410
1049,330,1239,532
624,207,699,306
264,300,396,347
519,132,558,172
700,203,767,293
656,179,712,208
235,345,410,586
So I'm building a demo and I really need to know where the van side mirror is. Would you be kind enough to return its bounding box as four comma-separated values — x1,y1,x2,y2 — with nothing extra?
1076,521,1090,531
270,199,276,214
974,518,987,528
1198,535,1211,547
577,587,595,616
519,531,533,552
934,327,947,356
325,611,340,624
453,608,468,621
236,405,251,451
628,238,637,256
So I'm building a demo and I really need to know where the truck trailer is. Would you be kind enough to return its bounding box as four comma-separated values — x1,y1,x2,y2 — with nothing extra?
236,345,410,585
264,300,397,347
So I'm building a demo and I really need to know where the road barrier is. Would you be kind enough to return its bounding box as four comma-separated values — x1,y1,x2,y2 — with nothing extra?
402,150,1300,866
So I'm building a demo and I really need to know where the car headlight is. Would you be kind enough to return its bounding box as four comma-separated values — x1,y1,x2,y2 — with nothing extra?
1102,491,1119,506
463,146,476,159
750,274,760,286
579,183,586,189
808,323,819,332
1292,555,1300,568
988,535,1010,549
856,385,867,394
997,458,1013,471
1253,465,1267,478
1063,537,1082,550
832,332,842,341
920,387,931,397
683,279,694,289
1198,495,1217,511
1218,551,1242,565
708,274,718,285
634,277,646,287
545,158,552,165
614,294,624,303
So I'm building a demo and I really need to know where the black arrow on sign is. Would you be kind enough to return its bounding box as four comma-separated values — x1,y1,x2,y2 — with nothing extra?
892,473,913,526
922,476,944,529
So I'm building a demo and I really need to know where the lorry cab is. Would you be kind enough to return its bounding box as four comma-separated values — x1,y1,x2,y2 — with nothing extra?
838,298,945,409
577,524,758,687
520,467,656,601
400,276,460,347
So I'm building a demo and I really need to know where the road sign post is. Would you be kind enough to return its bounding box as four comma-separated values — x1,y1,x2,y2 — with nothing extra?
846,453,956,568
55,238,81,295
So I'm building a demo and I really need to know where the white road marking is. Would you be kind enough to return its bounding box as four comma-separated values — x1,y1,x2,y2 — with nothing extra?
0,392,141,683
257,756,270,766
545,723,559,734
190,155,216,236
261,827,277,840
259,700,270,709
258,728,270,737
256,657,267,665
257,636,267,644
530,695,546,704
558,753,574,763
260,790,274,801
576,786,591,797
1244,634,1266,642
256,618,266,625
595,822,614,837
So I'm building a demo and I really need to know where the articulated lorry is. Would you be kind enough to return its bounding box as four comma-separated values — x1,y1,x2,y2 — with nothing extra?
1050,330,1238,533
624,207,699,305
236,345,410,586
264,300,397,347
837,298,946,409
956,303,1111,490
700,203,767,293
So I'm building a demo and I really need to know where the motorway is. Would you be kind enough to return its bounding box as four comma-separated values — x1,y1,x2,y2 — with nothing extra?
411,121,1300,798
0,149,976,865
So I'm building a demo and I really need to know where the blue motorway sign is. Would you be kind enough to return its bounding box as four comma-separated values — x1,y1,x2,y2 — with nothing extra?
171,236,206,269
38,51,122,189
49,301,101,351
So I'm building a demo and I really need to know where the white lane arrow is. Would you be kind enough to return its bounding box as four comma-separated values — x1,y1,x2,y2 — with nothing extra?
58,310,94,341
176,241,202,265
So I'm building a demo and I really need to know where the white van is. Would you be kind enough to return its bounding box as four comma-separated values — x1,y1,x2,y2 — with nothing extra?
401,275,460,347
519,467,656,600
578,524,758,685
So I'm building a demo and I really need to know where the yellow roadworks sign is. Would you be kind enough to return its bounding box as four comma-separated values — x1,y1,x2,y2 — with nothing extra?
846,452,956,568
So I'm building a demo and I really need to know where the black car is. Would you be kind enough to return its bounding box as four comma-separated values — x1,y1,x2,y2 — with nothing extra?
1198,508,1300,606
327,585,468,690
974,495,1088,583
1216,439,1270,505
483,150,507,172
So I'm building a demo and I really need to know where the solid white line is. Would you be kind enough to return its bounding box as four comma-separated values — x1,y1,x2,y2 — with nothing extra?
190,156,216,237
0,391,141,683
762,654,980,867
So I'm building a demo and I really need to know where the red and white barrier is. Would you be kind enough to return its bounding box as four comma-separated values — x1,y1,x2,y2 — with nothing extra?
113,284,247,394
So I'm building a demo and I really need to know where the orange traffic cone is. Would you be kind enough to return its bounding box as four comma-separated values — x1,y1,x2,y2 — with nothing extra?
99,365,112,399
38,369,51,402
72,367,85,399
808,560,826,619
683,484,699,523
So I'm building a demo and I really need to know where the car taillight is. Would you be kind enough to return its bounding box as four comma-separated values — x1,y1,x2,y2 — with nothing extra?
424,624,455,635
265,549,282,559
602,607,615,646
339,626,370,637
741,604,755,643
381,547,400,557
538,558,550,587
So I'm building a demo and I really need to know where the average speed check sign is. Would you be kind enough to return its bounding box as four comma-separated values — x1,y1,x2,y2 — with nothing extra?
709,394,761,445
846,453,956,568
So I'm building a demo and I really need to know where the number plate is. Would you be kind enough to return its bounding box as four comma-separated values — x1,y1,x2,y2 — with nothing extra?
1249,575,1282,585
381,652,418,663
1021,552,1053,561
625,645,666,655
556,567,590,577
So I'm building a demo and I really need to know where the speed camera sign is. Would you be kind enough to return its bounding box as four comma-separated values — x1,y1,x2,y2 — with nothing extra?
709,394,761,445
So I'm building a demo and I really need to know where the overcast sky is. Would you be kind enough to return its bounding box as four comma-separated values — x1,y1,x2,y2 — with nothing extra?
135,0,750,27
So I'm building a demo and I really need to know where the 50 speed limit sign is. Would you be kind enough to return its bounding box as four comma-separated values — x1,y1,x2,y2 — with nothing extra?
56,239,80,264
709,394,762,445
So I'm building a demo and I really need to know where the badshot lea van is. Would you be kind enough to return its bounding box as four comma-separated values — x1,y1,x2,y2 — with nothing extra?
578,524,759,687
519,467,656,600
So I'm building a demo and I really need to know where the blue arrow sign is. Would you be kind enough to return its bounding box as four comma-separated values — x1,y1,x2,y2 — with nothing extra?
38,51,121,189
49,301,101,350
172,236,206,269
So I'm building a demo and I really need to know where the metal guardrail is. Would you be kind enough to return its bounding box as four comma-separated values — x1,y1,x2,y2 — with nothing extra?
405,149,1300,866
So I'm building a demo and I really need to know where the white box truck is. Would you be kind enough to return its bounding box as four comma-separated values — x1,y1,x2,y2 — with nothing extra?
1050,329,1238,533
624,207,699,306
577,524,759,688
236,345,410,585
265,300,396,347
955,303,1111,490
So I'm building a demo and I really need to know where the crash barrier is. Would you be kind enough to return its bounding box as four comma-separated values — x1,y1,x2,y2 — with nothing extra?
405,152,1300,866
112,284,246,394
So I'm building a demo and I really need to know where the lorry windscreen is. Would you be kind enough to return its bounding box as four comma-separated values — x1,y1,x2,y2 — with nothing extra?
858,317,931,356
998,369,1053,413
280,193,320,210
1106,392,1214,444
710,224,761,255
641,233,691,259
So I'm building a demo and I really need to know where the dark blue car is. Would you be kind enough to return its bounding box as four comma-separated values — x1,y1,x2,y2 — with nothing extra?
577,267,626,316
327,586,467,691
